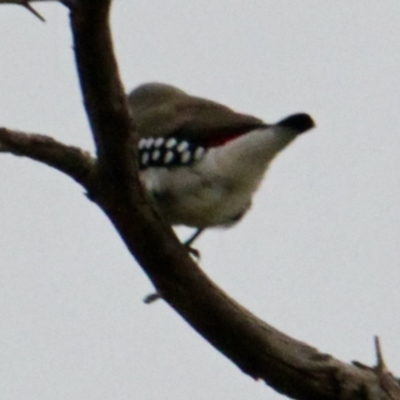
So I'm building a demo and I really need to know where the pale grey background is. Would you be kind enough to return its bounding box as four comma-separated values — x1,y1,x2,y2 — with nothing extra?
1,1,400,399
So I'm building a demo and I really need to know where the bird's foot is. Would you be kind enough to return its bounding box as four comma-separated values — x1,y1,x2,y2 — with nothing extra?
186,245,200,259
183,228,203,259
143,229,204,305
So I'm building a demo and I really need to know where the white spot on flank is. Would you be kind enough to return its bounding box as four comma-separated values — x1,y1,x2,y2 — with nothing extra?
138,139,147,149
164,151,174,164
177,141,189,152
145,138,154,148
194,147,205,160
141,152,149,165
154,137,164,147
181,151,191,164
166,138,177,148
152,150,161,161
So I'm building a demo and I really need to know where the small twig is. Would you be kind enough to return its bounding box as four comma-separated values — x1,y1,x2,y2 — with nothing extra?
374,336,400,399
22,1,46,21
375,336,386,372
143,292,161,304
0,0,47,21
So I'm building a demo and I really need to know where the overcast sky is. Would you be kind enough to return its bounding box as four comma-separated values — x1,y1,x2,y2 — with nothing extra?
1,1,400,399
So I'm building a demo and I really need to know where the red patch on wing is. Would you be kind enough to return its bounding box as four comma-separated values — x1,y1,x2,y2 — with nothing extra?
204,132,246,148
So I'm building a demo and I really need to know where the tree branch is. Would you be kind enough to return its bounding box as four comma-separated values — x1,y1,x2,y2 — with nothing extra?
0,127,94,187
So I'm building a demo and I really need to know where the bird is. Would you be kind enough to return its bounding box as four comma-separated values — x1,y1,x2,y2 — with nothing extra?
128,82,315,245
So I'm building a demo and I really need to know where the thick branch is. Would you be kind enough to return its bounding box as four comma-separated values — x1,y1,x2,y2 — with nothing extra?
0,127,94,186
65,0,137,170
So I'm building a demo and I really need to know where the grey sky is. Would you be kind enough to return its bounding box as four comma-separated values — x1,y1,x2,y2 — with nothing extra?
1,1,400,399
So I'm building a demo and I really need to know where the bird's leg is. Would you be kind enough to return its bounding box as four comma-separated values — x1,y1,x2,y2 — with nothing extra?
143,229,204,304
183,228,204,247
184,228,204,246
183,228,204,258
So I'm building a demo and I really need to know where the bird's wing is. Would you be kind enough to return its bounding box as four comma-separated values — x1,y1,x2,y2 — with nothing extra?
136,96,268,148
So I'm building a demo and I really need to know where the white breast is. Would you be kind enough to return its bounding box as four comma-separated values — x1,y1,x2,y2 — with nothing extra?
140,125,300,228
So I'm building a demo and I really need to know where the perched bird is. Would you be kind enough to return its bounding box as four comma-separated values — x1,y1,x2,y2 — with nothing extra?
128,83,315,244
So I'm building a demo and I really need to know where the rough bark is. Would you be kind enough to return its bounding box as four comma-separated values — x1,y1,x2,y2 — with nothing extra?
1,1,399,399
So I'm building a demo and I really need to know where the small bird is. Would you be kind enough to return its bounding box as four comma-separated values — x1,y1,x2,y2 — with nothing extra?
128,83,315,245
